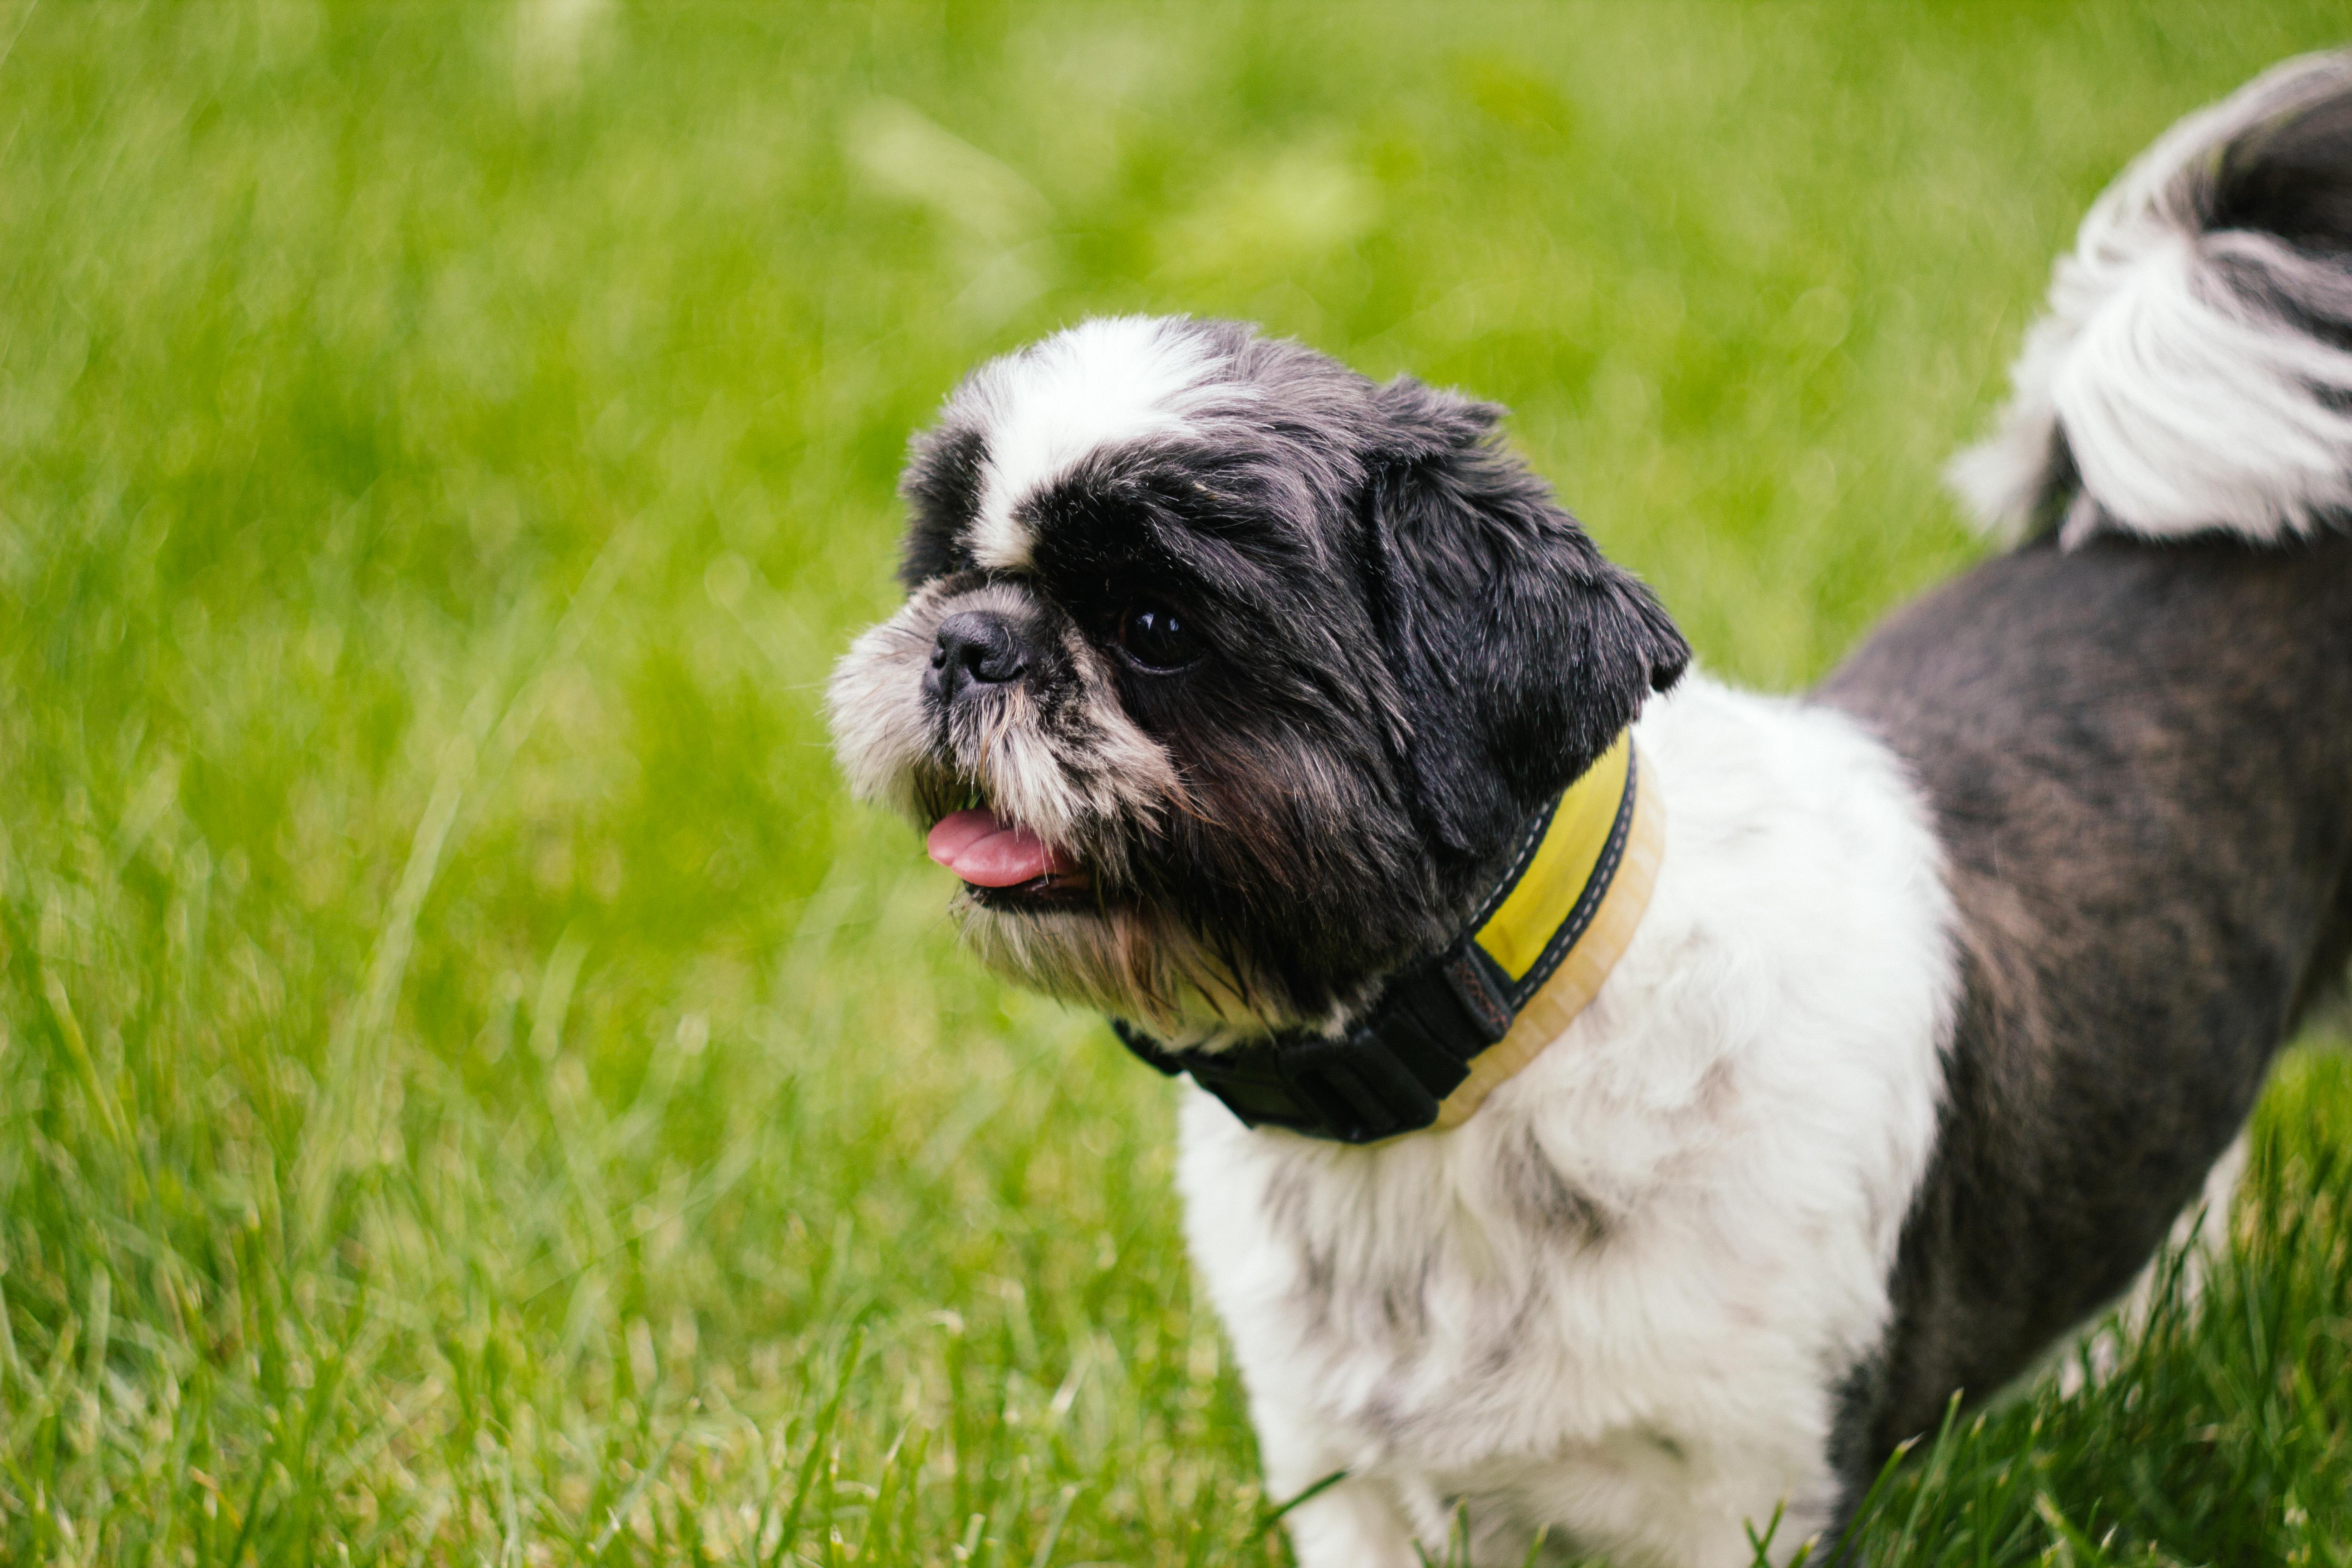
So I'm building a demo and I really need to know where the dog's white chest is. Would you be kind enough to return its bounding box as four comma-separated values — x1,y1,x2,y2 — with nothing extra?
1176,681,1957,1566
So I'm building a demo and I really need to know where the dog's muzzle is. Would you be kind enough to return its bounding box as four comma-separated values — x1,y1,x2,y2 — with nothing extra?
925,608,1032,707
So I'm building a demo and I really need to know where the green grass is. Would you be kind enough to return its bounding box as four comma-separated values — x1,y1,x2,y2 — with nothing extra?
2,3,2348,1563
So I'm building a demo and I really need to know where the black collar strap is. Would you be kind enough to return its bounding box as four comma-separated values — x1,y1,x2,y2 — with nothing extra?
1112,733,1665,1144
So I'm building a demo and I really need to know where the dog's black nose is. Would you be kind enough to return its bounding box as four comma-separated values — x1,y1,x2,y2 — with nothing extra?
927,610,1028,703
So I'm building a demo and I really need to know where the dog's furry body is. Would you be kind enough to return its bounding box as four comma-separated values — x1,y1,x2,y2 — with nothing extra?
1819,533,2352,1476
1182,677,1956,1563
831,54,2352,1568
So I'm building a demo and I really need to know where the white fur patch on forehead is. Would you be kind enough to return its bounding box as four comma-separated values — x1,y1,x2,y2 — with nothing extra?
959,316,1243,571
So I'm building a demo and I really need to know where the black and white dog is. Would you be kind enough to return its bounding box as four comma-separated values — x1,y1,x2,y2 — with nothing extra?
829,54,2352,1567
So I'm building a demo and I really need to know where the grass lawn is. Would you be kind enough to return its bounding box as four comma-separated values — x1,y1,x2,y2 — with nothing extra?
5,3,2350,1563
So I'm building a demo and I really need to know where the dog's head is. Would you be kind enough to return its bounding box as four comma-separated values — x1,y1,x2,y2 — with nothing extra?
828,316,1687,1037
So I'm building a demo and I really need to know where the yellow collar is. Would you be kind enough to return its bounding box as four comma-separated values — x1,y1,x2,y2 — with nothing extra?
1111,732,1666,1144
1433,731,1666,1129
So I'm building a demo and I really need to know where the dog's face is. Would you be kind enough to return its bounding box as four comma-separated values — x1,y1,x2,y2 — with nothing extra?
829,317,1687,1036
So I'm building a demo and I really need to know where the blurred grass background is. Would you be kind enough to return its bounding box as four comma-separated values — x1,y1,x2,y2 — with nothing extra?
3,3,2350,1564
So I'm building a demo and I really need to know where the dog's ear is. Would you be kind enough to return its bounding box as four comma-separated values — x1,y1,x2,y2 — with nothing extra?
1360,377,1689,860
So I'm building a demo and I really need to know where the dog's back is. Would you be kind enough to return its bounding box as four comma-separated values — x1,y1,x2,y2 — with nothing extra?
1817,52,2352,1475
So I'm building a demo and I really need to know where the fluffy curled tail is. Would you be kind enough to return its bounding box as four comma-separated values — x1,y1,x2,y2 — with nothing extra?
1950,51,2352,547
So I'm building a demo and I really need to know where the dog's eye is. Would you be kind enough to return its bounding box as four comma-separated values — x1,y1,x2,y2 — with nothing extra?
1116,602,1202,671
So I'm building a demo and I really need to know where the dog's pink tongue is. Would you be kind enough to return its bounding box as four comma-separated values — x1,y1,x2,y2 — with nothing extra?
927,808,1070,887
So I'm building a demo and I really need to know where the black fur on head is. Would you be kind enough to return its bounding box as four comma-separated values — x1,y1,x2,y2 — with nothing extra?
828,316,1688,1035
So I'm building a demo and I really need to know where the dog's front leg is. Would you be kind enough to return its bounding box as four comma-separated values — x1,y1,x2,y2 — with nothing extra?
1274,1470,1422,1568
1250,1398,1424,1568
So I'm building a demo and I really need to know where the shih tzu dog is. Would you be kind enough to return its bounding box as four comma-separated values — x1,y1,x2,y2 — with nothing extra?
828,53,2352,1568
